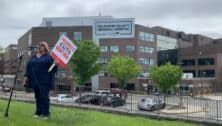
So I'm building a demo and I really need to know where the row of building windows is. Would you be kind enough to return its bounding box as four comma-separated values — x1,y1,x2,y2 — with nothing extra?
101,45,129,53
5,46,17,52
99,57,155,65
157,35,177,51
182,58,215,66
139,58,155,65
99,70,150,78
139,46,154,53
59,32,82,41
55,67,67,77
100,45,154,53
139,32,155,42
99,57,108,64
183,70,215,78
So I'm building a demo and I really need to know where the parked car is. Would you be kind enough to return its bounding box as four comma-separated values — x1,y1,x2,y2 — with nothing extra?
75,95,94,104
57,94,77,103
3,87,11,92
75,95,103,105
137,98,165,111
95,90,111,96
0,86,3,91
50,96,58,101
102,96,125,107
148,92,160,96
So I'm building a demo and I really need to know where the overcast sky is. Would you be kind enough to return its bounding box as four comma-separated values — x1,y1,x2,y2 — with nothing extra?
0,0,222,47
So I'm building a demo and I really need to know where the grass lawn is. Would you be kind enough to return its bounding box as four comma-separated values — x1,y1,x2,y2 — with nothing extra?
0,99,200,126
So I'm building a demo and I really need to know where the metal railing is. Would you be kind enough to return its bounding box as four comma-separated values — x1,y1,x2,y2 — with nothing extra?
1,84,222,124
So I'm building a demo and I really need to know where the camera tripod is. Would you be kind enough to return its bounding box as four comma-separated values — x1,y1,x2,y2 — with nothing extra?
3,54,23,117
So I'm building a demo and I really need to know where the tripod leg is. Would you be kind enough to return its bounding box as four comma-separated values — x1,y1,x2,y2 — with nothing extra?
4,56,23,117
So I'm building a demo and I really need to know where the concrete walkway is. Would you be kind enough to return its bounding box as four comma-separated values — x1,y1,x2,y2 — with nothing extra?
161,105,205,114
196,94,222,101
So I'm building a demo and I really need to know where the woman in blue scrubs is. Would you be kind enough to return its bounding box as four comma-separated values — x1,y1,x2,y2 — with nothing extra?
24,42,57,119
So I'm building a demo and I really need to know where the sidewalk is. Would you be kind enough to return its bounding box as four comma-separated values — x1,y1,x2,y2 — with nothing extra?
161,105,205,114
196,94,222,101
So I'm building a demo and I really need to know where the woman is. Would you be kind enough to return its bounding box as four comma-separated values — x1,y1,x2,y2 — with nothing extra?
24,42,57,119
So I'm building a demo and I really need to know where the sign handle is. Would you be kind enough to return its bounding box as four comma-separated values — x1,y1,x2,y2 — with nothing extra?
48,62,56,72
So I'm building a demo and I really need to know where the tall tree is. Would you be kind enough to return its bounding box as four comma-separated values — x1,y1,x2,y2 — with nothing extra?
69,40,100,86
0,46,4,54
150,62,182,102
107,55,141,89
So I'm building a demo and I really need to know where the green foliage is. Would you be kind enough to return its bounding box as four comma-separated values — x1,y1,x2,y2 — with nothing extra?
150,62,182,93
0,46,4,54
69,40,100,86
107,55,141,89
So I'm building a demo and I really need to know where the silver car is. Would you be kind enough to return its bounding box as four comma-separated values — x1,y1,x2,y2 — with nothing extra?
95,90,111,96
137,98,165,111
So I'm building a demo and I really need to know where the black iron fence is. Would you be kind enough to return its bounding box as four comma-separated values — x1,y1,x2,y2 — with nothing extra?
1,85,222,124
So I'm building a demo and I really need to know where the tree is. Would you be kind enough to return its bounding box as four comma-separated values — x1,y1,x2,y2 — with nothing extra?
150,62,182,102
0,46,4,54
69,40,100,86
107,55,141,89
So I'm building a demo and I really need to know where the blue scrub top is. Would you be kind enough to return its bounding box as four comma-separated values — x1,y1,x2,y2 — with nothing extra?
25,53,57,88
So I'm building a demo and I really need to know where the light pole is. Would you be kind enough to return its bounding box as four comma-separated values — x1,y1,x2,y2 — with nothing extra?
198,51,202,97
178,61,183,107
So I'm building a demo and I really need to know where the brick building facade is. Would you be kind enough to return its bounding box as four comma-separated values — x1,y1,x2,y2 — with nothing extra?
14,16,222,94
4,44,18,74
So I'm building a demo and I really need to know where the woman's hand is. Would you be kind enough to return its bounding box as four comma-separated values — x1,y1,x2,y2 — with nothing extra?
54,60,58,66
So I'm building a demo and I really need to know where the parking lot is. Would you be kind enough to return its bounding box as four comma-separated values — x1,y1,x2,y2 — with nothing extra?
1,89,222,123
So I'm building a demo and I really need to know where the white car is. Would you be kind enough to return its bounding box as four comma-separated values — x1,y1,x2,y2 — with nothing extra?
137,98,166,111
50,96,58,101
57,94,78,103
95,90,111,96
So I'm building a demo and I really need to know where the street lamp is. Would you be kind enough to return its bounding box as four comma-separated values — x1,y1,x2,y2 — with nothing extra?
178,61,183,107
198,51,203,97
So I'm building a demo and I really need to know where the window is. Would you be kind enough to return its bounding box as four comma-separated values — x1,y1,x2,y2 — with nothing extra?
182,59,196,66
139,32,154,42
183,70,196,77
59,32,67,37
100,46,108,52
144,47,149,53
99,57,107,64
28,33,32,45
45,21,52,27
140,70,149,77
139,46,154,53
139,46,144,52
56,67,67,77
28,51,31,56
157,35,177,51
166,31,170,36
99,71,108,77
111,46,119,53
126,46,135,52
139,58,154,65
73,32,82,41
198,70,215,78
150,59,155,65
149,48,154,53
198,58,214,66
11,47,17,50
139,58,149,65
